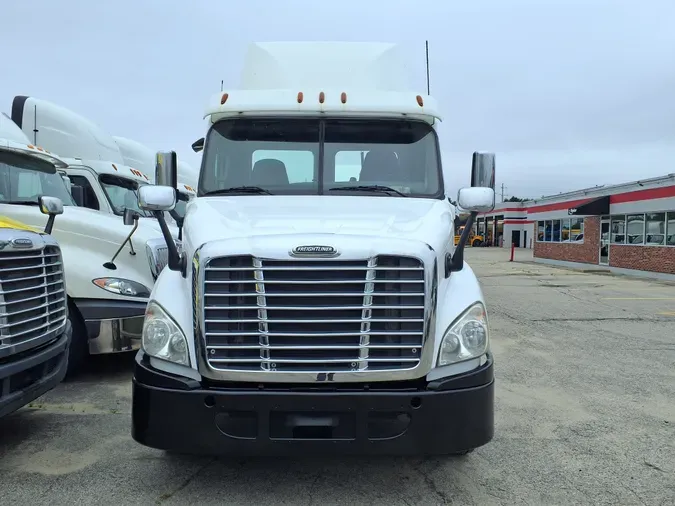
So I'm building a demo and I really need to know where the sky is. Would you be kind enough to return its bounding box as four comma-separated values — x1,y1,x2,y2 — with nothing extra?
2,0,675,200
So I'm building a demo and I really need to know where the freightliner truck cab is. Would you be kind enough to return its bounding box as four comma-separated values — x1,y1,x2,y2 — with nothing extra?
131,42,497,456
0,126,71,417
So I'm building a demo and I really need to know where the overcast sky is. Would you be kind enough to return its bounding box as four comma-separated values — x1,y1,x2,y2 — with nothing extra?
2,0,675,199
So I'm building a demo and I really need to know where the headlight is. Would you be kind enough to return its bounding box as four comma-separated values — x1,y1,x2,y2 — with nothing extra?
437,302,489,367
92,277,150,298
142,300,190,366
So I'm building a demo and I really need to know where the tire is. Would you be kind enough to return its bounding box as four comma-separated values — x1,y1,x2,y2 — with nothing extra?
472,240,483,247
64,300,88,380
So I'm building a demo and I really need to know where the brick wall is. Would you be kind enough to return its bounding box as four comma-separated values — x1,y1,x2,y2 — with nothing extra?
610,245,675,274
533,217,599,264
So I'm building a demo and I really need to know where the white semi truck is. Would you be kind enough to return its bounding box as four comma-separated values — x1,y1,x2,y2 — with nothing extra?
5,98,176,375
131,42,496,456
0,113,72,416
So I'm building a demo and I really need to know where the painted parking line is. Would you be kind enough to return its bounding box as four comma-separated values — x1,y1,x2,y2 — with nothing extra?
657,311,675,316
601,297,675,301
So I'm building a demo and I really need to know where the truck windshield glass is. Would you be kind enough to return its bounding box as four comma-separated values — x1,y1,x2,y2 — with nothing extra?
0,152,76,206
199,118,443,198
99,174,153,217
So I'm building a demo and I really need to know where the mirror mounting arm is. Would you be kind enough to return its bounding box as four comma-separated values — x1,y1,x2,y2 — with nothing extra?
44,214,56,235
103,217,139,270
446,211,477,276
153,210,185,277
169,209,184,241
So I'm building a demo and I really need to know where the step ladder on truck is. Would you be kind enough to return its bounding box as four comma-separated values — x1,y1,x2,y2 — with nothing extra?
6,98,181,376
0,114,72,416
131,41,497,457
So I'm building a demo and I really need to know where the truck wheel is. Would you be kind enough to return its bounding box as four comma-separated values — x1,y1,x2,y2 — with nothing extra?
65,301,88,380
472,240,483,247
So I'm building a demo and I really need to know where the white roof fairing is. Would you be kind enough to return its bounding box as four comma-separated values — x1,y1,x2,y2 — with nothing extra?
239,42,412,91
205,42,441,123
0,112,68,168
12,96,125,164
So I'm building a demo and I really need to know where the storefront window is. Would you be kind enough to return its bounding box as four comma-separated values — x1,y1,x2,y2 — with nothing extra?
645,213,665,245
570,217,584,241
611,215,626,244
667,212,675,246
552,219,561,242
626,214,645,245
544,220,552,241
561,219,571,241
537,221,544,241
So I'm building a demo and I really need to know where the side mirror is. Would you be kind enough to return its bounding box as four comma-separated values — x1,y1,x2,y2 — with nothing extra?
446,151,497,276
123,207,140,226
138,185,176,212
457,187,496,213
155,150,178,189
138,185,184,275
71,184,85,207
471,152,496,189
192,137,205,153
38,196,64,235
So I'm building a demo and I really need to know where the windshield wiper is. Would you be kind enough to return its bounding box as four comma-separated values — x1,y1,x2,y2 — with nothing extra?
329,185,407,197
4,200,39,206
202,186,273,196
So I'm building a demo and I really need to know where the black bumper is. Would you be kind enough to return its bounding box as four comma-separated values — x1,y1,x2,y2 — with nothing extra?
0,320,71,419
72,298,147,339
132,352,494,456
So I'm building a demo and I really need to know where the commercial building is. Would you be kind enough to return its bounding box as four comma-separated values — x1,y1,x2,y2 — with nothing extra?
476,173,675,278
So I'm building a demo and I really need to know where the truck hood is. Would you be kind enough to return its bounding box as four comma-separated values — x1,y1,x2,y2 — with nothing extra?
184,195,454,252
138,215,179,238
0,205,165,246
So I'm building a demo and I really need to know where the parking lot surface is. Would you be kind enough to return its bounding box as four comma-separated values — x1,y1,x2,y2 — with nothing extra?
1,248,673,505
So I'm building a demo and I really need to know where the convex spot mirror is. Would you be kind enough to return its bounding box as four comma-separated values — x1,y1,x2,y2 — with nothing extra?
38,195,64,216
138,185,176,212
123,208,140,226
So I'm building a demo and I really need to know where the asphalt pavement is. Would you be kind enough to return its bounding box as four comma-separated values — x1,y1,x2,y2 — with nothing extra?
1,248,674,505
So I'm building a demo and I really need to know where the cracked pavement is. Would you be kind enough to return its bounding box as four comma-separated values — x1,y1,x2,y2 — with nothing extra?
1,248,674,505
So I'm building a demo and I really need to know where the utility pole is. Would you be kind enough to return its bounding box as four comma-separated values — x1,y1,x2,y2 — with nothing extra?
500,183,506,202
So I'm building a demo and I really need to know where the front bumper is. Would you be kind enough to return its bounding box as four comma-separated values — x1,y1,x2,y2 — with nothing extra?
131,351,494,456
73,298,147,354
0,320,72,418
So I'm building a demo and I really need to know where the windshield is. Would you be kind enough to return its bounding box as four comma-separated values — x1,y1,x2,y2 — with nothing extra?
0,151,76,206
199,118,443,198
99,174,153,217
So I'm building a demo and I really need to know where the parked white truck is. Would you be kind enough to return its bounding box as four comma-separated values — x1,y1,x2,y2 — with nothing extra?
0,113,72,415
131,42,496,456
6,98,175,374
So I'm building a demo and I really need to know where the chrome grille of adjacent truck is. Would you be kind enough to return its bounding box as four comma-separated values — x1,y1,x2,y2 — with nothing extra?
202,255,426,372
0,246,66,353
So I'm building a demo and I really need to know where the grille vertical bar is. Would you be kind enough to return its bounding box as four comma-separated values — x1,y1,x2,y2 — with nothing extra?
358,257,377,371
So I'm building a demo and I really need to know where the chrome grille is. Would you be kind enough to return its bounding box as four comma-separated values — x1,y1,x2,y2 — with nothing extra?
202,255,426,373
154,246,169,274
0,246,66,355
